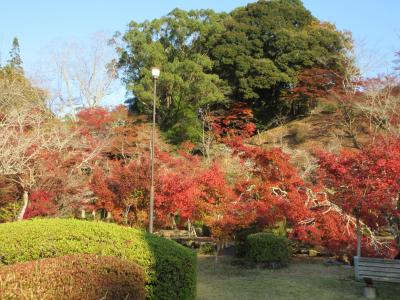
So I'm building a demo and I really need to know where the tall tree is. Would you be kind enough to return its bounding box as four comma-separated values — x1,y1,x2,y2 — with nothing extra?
44,32,117,116
208,0,348,121
316,138,400,255
117,9,228,143
7,37,23,71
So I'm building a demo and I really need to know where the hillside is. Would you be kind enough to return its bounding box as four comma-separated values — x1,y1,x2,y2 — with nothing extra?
249,98,371,152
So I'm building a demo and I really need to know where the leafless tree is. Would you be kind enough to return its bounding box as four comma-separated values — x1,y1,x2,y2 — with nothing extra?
357,75,400,137
42,32,117,116
199,106,215,163
0,105,109,220
331,39,364,149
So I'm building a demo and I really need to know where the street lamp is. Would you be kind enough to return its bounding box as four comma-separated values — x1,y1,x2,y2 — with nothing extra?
149,67,160,233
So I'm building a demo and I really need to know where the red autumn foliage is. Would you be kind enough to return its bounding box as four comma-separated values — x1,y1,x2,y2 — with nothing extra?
24,190,57,219
155,152,201,227
315,137,400,257
77,107,112,132
285,68,341,100
155,150,253,241
211,102,256,139
90,158,150,225
231,142,312,228
229,140,397,258
196,164,255,242
316,137,400,230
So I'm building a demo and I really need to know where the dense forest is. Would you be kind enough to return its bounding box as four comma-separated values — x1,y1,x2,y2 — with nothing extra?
1,0,399,261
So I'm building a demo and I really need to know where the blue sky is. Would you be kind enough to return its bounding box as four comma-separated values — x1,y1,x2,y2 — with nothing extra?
1,0,399,105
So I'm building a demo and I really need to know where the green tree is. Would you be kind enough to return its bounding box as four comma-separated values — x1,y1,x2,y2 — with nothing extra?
118,1,350,139
118,9,228,143
7,37,23,71
0,66,47,112
208,0,348,122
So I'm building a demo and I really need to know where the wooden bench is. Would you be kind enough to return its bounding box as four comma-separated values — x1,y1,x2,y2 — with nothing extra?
354,256,400,283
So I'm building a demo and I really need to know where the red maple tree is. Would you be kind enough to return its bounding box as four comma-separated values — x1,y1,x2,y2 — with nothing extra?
316,137,400,257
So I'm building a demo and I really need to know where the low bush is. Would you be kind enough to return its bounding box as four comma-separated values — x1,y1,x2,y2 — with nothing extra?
0,254,146,300
246,233,291,265
198,243,215,255
0,218,196,300
234,227,257,257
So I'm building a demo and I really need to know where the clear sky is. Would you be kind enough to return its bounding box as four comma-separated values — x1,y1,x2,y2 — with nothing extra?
0,0,399,104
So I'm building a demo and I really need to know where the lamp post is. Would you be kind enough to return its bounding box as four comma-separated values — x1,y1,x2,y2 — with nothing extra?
149,67,160,233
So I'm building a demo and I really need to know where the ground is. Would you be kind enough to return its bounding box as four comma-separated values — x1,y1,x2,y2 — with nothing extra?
197,255,400,300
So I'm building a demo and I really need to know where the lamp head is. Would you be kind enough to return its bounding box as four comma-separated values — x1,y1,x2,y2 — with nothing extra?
151,67,160,79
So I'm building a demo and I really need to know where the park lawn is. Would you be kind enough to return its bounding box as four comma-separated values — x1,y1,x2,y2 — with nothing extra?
197,255,400,300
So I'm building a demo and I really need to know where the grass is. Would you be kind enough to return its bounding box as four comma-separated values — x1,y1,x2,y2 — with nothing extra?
197,255,400,300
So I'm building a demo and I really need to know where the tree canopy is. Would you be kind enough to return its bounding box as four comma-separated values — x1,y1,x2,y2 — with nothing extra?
118,0,349,143
7,37,23,71
118,9,228,143
209,0,347,120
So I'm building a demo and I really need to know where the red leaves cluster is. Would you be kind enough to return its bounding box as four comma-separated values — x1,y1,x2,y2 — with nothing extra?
88,134,399,257
24,190,57,219
90,158,150,225
155,152,202,227
316,137,400,230
211,102,256,139
231,142,311,228
7,101,398,259
77,107,112,132
157,151,251,239
230,140,399,257
285,68,341,100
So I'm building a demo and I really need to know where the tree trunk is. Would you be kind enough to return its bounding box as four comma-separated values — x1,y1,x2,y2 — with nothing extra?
17,190,29,221
106,211,112,221
171,215,177,229
215,242,221,264
356,215,361,257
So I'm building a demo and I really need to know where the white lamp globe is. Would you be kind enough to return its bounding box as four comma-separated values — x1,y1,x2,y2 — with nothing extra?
151,67,160,79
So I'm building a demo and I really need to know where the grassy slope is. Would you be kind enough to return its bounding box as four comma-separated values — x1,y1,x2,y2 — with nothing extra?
248,99,370,152
197,256,400,300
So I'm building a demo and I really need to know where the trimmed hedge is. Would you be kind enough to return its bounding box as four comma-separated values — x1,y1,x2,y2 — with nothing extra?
246,233,291,264
0,219,197,300
234,227,257,257
0,254,146,300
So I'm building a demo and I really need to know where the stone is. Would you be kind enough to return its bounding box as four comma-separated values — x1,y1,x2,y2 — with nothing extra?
363,286,376,300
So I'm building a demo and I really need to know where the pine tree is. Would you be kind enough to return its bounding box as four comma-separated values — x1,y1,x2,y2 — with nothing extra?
8,37,23,71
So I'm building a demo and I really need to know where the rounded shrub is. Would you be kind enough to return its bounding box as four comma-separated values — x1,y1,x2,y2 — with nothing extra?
234,227,257,257
0,254,146,300
246,232,291,265
0,218,196,300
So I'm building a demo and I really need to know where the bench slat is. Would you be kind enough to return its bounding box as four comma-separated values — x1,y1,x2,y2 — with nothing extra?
358,266,400,274
359,260,400,268
358,260,400,266
358,257,400,265
357,276,400,283
358,267,400,272
359,271,400,279
354,256,400,283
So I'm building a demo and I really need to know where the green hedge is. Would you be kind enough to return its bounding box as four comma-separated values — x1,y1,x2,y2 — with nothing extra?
246,233,291,264
0,219,196,300
234,227,257,257
0,254,146,300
